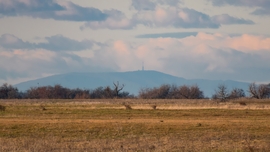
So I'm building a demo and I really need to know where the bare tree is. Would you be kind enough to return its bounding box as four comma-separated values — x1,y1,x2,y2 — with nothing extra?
178,85,190,99
168,84,180,99
248,83,270,99
229,88,245,99
189,85,204,99
113,81,125,98
0,83,19,99
103,86,113,98
178,85,204,99
157,84,171,99
213,84,229,102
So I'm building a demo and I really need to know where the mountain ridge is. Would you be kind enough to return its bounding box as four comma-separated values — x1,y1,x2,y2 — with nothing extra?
15,70,250,97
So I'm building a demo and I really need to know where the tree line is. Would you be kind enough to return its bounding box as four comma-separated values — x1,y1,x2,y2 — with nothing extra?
0,82,133,99
212,83,270,101
0,82,269,100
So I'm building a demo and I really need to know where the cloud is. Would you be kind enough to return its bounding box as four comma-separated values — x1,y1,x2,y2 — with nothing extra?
210,0,270,16
0,34,96,51
0,48,115,84
80,9,133,30
0,49,61,80
37,35,95,51
210,0,270,7
136,32,198,38
131,0,183,10
211,14,254,25
134,7,220,28
0,34,112,83
157,0,183,6
0,0,108,21
1,33,270,84
131,0,156,11
0,34,34,49
51,2,107,21
251,8,270,16
82,7,220,30
92,33,270,82
0,0,64,14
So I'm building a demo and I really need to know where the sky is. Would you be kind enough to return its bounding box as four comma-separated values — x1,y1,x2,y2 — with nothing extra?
0,0,270,85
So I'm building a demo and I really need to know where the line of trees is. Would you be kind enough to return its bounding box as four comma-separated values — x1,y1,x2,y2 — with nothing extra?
0,82,269,100
212,83,270,101
0,83,133,99
212,85,246,102
139,84,204,99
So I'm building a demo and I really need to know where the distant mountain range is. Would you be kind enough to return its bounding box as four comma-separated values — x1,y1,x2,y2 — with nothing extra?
15,70,250,97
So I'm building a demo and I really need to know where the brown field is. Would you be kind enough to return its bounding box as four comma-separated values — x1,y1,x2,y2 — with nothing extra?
0,99,270,151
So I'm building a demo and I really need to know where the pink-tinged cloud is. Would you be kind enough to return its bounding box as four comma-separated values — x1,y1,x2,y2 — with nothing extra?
113,41,130,55
102,33,270,81
113,33,270,68
178,33,270,52
226,34,270,51
1,33,270,84
0,47,115,83
0,49,56,73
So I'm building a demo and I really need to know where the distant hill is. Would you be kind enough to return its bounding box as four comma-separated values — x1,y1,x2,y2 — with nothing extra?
15,70,250,97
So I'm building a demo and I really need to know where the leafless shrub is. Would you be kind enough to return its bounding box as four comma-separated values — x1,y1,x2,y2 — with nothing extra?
0,104,6,111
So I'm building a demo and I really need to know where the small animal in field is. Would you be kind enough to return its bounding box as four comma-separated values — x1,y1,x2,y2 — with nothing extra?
122,103,132,110
239,102,247,106
0,105,6,111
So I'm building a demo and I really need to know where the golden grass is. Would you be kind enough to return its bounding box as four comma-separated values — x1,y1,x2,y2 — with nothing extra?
0,99,270,151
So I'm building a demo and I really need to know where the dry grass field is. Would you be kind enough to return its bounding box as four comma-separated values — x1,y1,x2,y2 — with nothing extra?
0,99,270,151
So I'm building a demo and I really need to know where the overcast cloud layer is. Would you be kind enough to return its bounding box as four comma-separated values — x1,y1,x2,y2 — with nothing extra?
0,0,270,85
